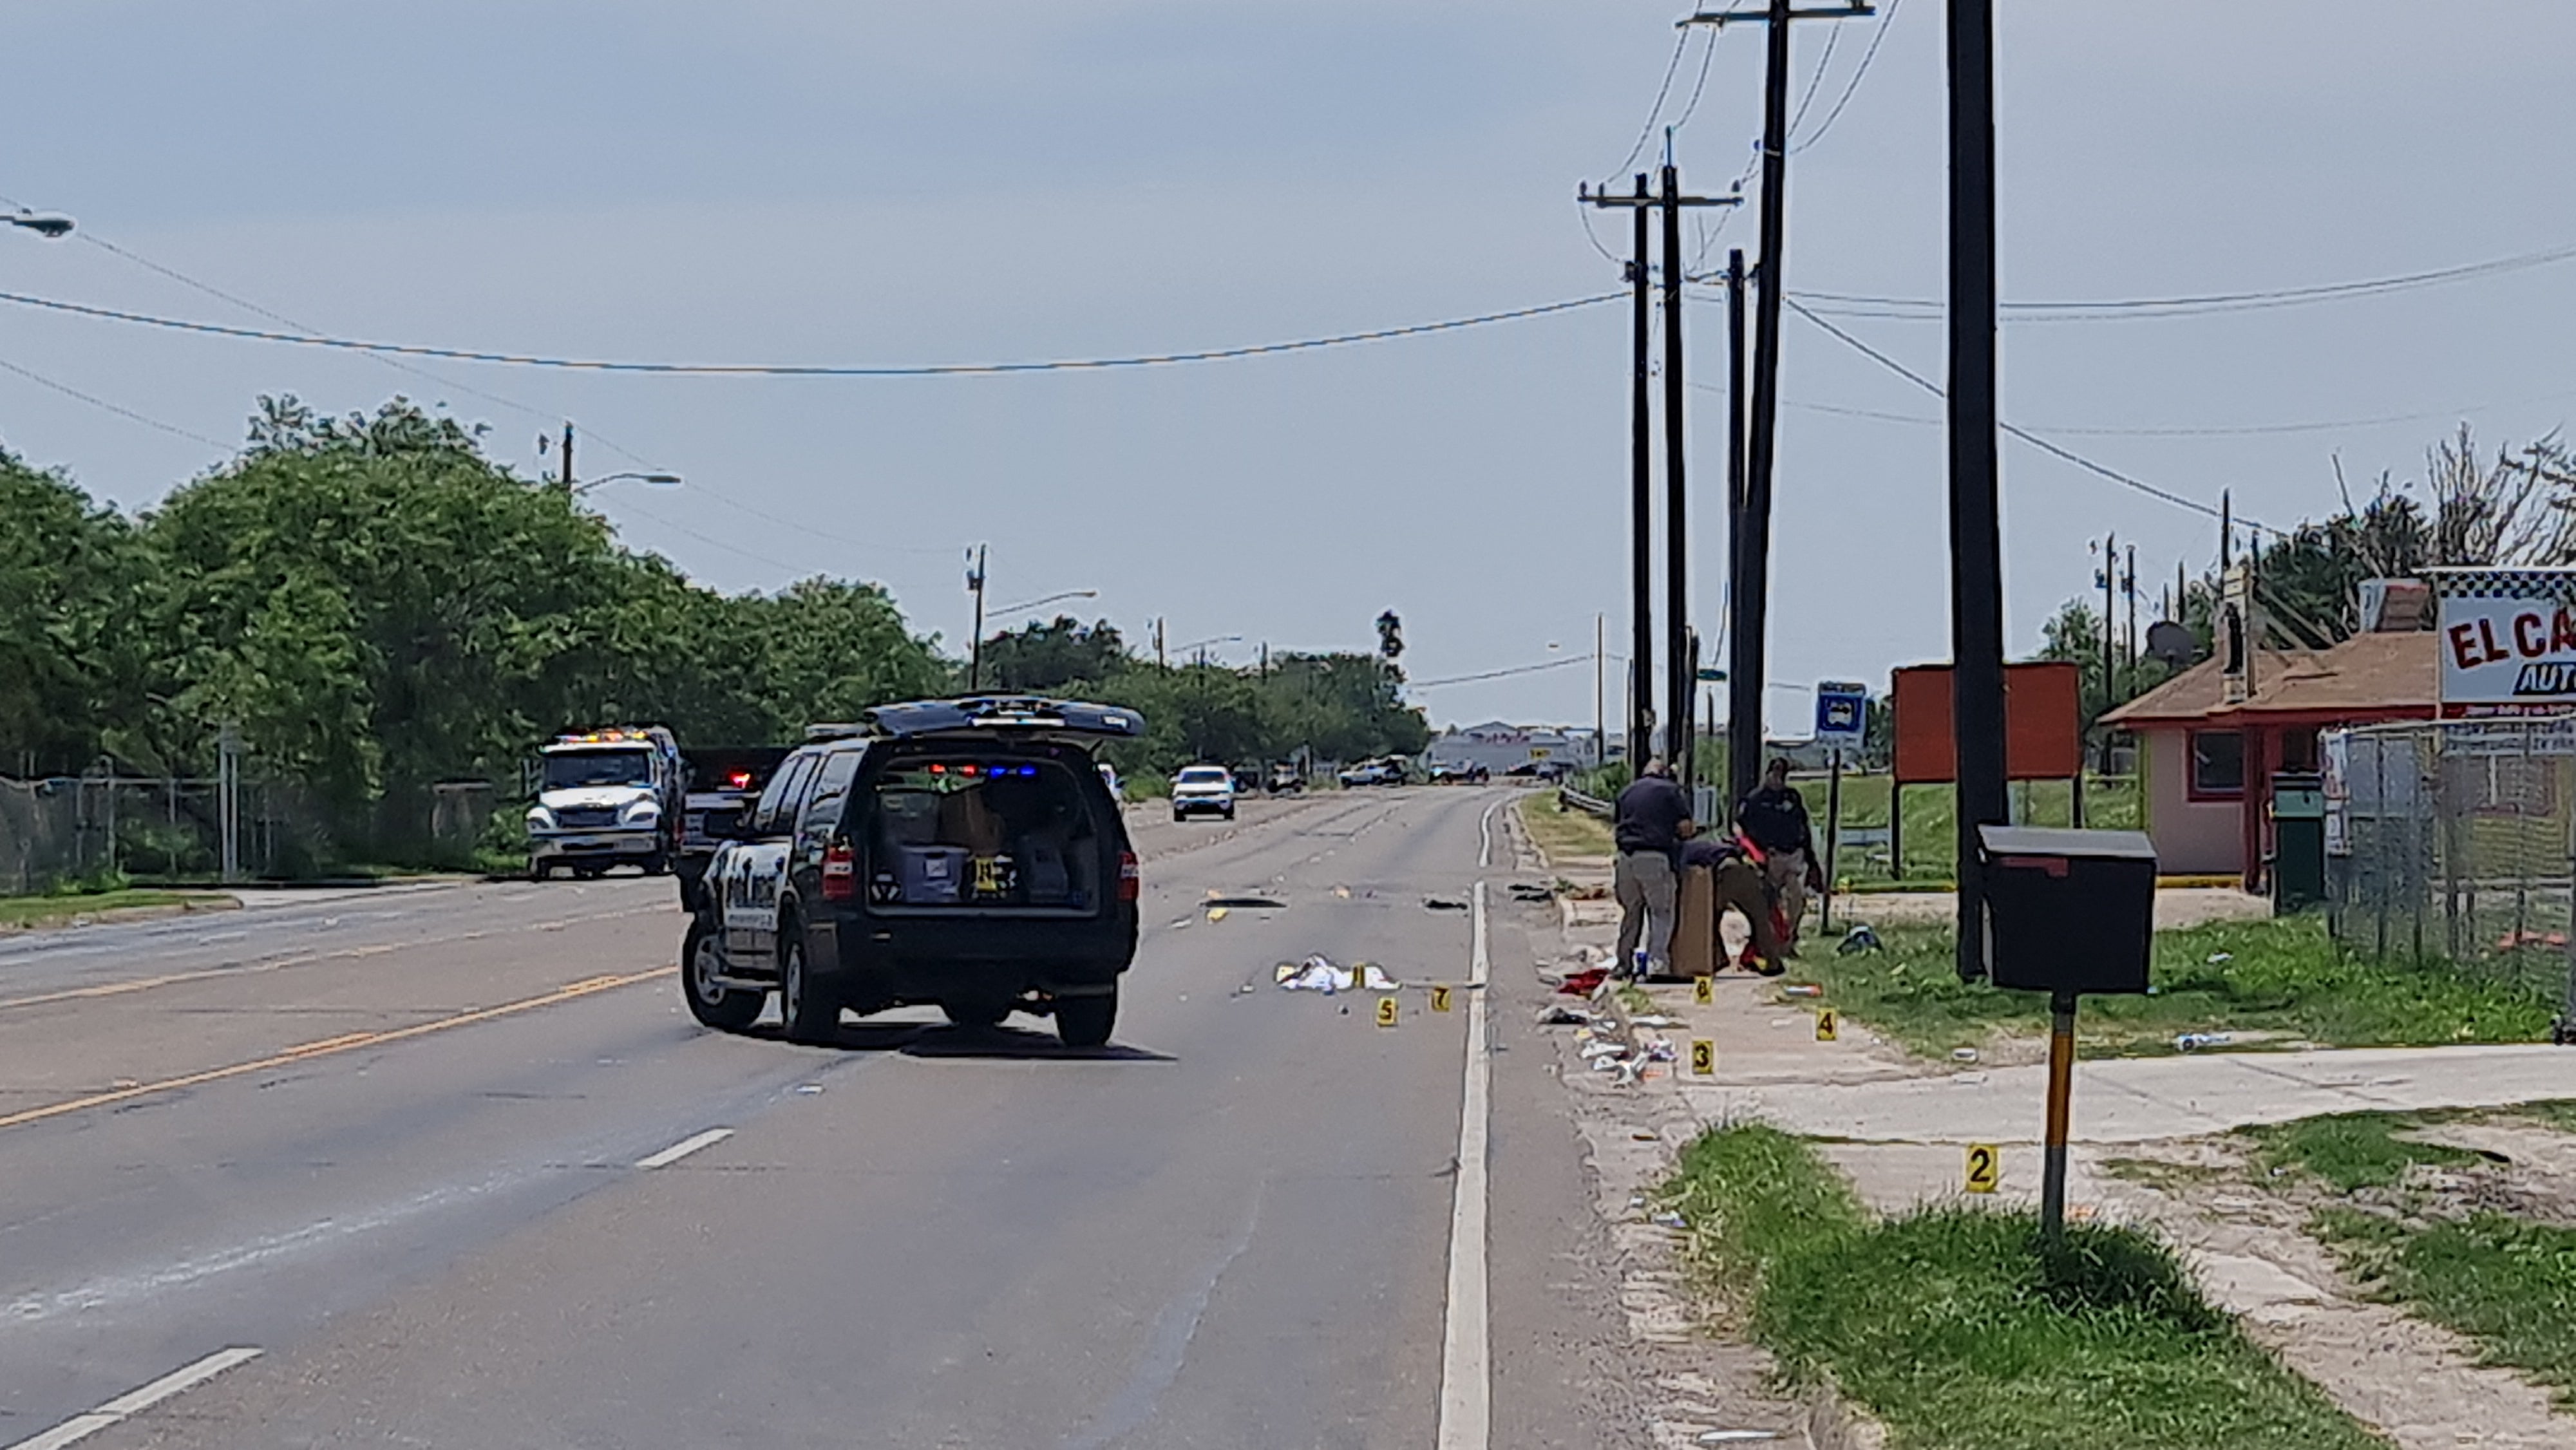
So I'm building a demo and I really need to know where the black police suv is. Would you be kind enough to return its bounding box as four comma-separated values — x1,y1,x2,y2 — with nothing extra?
680,697,1143,1049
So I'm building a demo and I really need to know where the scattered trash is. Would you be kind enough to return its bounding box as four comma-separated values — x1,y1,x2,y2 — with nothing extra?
1235,984,1255,995
795,1084,824,1095
1835,924,1882,956
2174,1032,2234,1052
1507,881,1555,902
1699,1433,1780,1444
1558,967,1609,997
1580,1039,1627,1059
1631,1014,1681,1027
1206,907,1230,923
2206,951,2233,964
1276,955,1399,993
1628,1194,1647,1209
1332,885,1352,899
1643,1040,1677,1062
1205,895,1285,910
1951,1047,1980,1063
1650,1210,1689,1229
1631,1131,1658,1142
1780,983,1824,999
1536,1006,1593,1026
1423,897,1469,911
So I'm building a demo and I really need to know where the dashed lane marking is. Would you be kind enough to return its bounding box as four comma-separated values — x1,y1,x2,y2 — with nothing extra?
636,1126,735,1169
4,1346,263,1450
0,968,664,1135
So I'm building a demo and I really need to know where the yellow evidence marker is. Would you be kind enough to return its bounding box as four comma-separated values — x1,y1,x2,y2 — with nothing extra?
1376,996,1399,1028
1815,1007,1839,1042
1430,984,1454,1013
1689,1040,1715,1076
1692,975,1714,1005
1965,1144,2000,1194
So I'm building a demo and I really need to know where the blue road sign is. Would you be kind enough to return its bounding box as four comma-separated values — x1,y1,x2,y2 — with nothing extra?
1814,681,1868,748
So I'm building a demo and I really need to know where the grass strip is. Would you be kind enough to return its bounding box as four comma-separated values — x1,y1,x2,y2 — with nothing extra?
1667,1124,2384,1450
1797,916,2556,1059
2239,1111,2481,1192
2318,1209,2576,1409
1513,795,1613,863
0,888,229,928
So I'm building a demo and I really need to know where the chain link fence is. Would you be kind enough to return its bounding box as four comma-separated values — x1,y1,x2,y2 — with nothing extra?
0,774,498,894
2327,719,2576,1038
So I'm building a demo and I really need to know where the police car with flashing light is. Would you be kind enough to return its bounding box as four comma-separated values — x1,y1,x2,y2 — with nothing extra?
680,697,1145,1049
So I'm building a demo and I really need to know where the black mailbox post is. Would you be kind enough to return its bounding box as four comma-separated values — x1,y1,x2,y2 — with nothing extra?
1975,825,2158,1239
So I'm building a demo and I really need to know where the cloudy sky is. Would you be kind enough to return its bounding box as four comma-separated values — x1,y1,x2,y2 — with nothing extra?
4,2,2572,731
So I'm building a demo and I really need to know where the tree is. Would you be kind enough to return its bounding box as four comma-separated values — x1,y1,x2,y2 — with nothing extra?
0,453,145,776
978,616,1126,694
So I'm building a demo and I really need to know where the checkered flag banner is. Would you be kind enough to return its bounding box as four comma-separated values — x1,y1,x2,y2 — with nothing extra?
2427,567,2576,605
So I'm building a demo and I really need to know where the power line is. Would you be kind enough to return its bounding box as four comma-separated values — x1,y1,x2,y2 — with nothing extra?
0,354,232,449
1713,382,2576,438
1778,294,2275,529
0,287,1624,377
1408,654,1596,689
1609,30,1695,179
1792,237,2576,321
1790,0,1902,152
1784,22,1843,139
1671,24,1722,133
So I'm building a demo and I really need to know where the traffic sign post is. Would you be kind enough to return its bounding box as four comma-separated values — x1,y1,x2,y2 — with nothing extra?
1814,683,1868,932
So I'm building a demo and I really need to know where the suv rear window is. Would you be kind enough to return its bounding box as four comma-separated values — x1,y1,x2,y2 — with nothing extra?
862,756,1104,910
1175,767,1229,785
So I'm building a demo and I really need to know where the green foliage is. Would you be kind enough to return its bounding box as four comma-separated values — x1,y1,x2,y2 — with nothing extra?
0,452,145,776
1801,916,2559,1059
2240,1110,2480,1192
1665,1124,2378,1450
2323,1210,2576,1406
978,616,1126,693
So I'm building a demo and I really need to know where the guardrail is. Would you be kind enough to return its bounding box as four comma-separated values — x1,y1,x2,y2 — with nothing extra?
1558,786,1613,820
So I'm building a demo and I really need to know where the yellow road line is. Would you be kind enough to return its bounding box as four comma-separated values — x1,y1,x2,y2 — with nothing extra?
0,966,666,1135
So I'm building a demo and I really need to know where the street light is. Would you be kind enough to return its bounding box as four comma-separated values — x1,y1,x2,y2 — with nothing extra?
4,210,75,239
990,588,1099,617
571,471,682,496
1174,634,1244,660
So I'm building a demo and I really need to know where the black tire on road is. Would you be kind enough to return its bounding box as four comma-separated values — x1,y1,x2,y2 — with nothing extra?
642,853,667,877
530,860,552,881
1056,990,1117,1049
682,916,764,1032
777,928,838,1046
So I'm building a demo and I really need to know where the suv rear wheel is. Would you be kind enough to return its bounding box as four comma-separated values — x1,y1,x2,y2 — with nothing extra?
1056,990,1117,1049
682,916,763,1032
777,929,838,1046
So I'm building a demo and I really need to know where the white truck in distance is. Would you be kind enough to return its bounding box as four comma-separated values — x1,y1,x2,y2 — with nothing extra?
527,727,683,879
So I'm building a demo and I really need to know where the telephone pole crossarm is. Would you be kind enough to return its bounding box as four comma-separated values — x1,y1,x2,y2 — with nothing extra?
1578,189,1740,211
1683,3,1874,25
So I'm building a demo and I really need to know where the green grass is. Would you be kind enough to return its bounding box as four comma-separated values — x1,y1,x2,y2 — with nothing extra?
1513,795,1613,862
0,887,230,928
2240,1112,2481,1192
1665,1124,2382,1450
2316,1210,2576,1408
1798,916,2559,1059
1819,773,2141,887
2501,1100,2576,1134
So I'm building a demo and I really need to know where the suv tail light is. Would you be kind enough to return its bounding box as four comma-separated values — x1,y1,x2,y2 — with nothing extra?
1117,851,1141,902
820,838,857,902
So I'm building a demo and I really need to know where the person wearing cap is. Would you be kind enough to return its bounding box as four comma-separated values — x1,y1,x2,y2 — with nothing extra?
1736,756,1825,949
1611,757,1696,979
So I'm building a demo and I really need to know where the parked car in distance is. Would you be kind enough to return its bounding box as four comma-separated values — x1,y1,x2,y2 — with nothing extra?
1098,760,1123,800
1336,759,1396,788
1266,763,1305,795
1427,762,1490,784
1170,764,1237,822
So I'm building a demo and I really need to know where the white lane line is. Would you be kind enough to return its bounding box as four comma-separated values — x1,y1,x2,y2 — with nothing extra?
6,1346,263,1450
636,1127,734,1170
1477,797,1501,869
1435,881,1492,1450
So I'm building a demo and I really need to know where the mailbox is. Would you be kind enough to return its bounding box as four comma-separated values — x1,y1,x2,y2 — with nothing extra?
1976,825,2155,995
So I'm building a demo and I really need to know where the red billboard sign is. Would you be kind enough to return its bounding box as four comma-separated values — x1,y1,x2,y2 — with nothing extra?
1891,661,2084,784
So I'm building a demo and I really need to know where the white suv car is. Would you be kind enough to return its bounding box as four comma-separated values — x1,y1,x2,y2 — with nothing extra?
1170,764,1237,822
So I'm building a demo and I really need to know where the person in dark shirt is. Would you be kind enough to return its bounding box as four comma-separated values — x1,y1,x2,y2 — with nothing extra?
1611,758,1695,978
1736,757,1825,948
1679,834,1786,975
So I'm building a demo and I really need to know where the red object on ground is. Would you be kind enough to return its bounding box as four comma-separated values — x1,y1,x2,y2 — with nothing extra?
1559,967,1608,996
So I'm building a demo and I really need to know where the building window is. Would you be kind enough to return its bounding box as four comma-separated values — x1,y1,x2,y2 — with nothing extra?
2190,730,2245,798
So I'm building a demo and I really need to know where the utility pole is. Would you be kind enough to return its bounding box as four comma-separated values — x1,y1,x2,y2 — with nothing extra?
1946,0,2007,981
558,422,575,489
1629,174,1655,768
965,545,989,692
2125,543,2138,675
1690,0,1872,816
1726,246,1750,807
1595,612,1607,767
2099,532,2117,774
1154,617,1166,670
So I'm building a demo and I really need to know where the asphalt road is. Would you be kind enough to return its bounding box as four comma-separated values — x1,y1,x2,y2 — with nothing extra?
0,787,1647,1449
